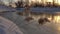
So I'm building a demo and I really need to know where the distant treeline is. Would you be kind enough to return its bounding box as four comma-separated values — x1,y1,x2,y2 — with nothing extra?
10,1,60,8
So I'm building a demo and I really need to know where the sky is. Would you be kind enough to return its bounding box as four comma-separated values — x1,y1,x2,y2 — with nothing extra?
0,0,19,5
1,0,60,5
0,0,60,3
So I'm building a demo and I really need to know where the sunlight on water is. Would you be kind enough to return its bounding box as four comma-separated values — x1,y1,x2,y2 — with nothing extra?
58,27,60,31
57,26,60,34
54,15,60,23
18,11,60,23
30,14,60,23
1,12,60,34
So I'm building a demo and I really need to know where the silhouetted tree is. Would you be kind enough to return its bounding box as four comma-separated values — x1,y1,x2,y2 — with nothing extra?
15,1,23,8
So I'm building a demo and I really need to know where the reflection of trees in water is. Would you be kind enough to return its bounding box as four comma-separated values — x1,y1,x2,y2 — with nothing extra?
38,18,50,25
24,17,34,22
17,10,60,25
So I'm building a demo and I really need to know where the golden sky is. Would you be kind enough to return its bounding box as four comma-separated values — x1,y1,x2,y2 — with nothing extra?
1,0,60,5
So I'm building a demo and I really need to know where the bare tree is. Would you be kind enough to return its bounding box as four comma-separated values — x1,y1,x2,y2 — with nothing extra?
15,1,23,8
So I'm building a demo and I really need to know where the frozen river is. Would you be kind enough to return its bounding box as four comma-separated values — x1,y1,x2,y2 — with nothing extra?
0,12,60,34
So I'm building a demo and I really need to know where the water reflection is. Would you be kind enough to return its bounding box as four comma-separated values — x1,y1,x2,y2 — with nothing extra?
58,27,60,31
1,11,60,34
54,15,60,23
17,12,60,23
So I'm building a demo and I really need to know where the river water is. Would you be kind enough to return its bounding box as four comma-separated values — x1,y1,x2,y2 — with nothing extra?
0,11,60,34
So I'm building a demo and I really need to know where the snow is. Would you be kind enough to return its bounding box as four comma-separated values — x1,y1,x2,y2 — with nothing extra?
0,16,23,34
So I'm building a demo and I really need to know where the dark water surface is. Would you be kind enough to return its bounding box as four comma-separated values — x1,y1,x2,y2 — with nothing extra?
0,12,60,34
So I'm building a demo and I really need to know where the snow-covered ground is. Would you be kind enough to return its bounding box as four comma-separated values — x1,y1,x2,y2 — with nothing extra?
1,12,60,34
0,16,23,34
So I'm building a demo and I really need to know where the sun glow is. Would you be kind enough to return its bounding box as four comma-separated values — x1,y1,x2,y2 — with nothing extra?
47,0,53,2
57,0,60,5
